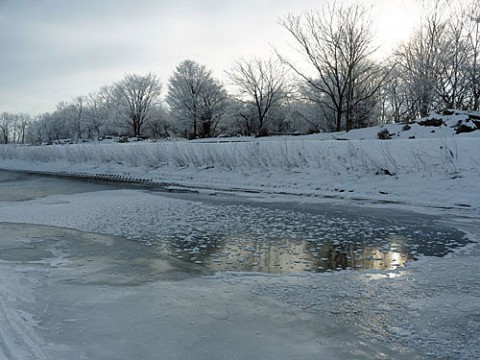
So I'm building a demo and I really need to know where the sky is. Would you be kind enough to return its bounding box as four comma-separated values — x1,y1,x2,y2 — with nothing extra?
0,0,422,115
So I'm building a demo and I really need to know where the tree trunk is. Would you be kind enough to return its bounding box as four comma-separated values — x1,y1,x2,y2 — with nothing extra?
335,109,342,132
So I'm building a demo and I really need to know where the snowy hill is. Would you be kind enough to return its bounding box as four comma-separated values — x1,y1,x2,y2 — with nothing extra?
302,109,480,141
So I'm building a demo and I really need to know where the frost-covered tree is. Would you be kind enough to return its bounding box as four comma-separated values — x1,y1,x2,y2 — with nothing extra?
0,112,12,144
465,1,480,110
67,96,85,140
227,57,292,136
26,112,55,143
14,113,31,144
95,85,124,137
434,11,470,109
145,104,170,139
112,73,162,137
379,62,417,123
83,91,106,140
48,101,77,140
279,3,385,131
167,60,228,139
395,6,447,118
388,0,480,119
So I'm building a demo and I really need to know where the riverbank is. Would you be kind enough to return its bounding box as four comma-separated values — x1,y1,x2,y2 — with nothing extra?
1,133,479,216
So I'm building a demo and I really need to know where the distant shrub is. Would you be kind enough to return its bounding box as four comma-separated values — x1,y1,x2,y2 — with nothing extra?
256,128,269,138
418,118,444,127
377,128,392,140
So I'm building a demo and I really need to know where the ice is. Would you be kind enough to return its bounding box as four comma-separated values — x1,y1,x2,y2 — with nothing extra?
0,179,478,358
1,223,418,360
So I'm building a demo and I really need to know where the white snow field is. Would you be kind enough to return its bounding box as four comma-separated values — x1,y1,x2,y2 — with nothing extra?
0,118,479,359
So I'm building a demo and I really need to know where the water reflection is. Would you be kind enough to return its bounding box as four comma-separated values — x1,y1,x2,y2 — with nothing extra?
2,170,469,274
138,194,473,274
154,228,455,274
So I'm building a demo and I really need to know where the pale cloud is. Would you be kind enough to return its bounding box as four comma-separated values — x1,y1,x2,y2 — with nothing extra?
0,0,420,115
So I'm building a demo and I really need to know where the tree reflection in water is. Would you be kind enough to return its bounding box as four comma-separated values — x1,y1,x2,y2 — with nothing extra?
146,199,470,274
155,231,457,274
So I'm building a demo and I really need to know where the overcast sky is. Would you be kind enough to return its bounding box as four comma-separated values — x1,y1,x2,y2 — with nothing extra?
0,0,421,115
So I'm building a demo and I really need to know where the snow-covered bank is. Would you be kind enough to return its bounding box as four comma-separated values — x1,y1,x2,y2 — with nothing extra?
1,132,479,213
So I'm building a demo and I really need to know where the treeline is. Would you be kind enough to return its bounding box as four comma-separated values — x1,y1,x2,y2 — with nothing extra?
1,0,479,144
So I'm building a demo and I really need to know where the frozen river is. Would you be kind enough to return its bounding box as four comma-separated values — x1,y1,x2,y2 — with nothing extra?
0,171,479,359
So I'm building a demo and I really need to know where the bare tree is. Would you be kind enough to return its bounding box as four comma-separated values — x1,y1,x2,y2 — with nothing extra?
227,57,292,136
279,3,385,131
112,73,162,138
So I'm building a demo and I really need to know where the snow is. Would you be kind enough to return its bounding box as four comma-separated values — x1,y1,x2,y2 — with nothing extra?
1,127,479,213
1,122,480,359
